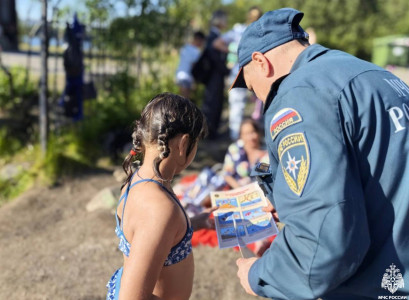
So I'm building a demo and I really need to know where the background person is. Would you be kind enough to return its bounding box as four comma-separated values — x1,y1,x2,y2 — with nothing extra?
222,118,268,189
231,8,409,299
181,118,269,210
221,118,273,257
177,118,273,256
213,6,263,140
201,9,229,140
59,14,85,121
175,31,206,99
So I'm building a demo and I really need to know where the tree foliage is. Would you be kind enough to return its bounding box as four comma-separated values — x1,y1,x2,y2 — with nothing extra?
260,0,409,60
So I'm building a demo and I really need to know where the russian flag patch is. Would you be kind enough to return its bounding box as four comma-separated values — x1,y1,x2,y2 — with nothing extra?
270,108,302,140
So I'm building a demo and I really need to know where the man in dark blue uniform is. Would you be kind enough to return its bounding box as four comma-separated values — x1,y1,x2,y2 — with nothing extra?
231,8,409,300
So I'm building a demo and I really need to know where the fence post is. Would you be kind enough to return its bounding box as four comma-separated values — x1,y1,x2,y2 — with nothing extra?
39,0,49,155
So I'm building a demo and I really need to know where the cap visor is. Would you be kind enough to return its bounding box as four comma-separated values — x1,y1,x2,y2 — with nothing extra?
229,67,247,90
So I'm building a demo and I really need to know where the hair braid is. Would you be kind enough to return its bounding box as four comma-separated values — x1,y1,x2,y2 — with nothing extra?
122,120,144,188
132,120,144,154
157,131,170,160
121,92,208,188
153,122,171,179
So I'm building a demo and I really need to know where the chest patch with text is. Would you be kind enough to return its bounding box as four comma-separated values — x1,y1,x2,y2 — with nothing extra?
270,108,302,140
277,132,310,196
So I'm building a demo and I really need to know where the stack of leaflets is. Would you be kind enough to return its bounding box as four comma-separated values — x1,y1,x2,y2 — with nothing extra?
211,182,279,250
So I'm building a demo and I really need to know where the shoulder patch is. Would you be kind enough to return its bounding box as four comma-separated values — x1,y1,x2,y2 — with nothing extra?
277,133,310,196
270,108,302,140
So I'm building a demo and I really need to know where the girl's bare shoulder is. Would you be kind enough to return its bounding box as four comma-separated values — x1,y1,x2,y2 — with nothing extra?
127,181,181,227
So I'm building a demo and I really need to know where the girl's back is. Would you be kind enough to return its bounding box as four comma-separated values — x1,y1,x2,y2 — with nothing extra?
117,178,194,299
106,92,207,300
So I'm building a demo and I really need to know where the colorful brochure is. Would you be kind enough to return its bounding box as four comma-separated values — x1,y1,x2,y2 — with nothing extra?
211,182,279,249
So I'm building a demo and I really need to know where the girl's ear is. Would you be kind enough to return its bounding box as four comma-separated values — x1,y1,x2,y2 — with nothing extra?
178,134,190,156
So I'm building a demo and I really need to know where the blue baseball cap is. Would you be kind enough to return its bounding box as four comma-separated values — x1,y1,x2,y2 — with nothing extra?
230,8,308,89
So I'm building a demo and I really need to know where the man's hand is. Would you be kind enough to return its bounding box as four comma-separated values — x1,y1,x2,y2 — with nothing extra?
236,257,258,296
190,206,218,231
262,203,279,222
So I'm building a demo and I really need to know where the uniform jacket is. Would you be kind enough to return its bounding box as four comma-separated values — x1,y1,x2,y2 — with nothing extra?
249,44,409,299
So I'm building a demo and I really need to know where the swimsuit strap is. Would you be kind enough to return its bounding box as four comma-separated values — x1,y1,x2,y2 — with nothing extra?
135,178,191,228
115,172,135,228
116,175,189,230
115,171,159,229
157,181,191,228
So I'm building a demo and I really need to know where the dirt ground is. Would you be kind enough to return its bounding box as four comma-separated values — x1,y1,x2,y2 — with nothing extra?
0,135,267,300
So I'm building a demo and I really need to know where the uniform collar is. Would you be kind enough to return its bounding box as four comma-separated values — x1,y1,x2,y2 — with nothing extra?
263,75,289,113
290,44,329,73
263,44,329,113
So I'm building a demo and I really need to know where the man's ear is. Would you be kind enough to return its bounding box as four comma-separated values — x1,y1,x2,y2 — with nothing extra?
251,52,273,77
178,134,190,157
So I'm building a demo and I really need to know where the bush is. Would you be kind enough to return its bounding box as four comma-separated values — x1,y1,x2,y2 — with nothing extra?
0,127,23,158
0,67,38,158
0,66,37,111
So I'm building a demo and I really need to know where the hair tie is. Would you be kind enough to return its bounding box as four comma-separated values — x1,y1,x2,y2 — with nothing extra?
130,149,137,156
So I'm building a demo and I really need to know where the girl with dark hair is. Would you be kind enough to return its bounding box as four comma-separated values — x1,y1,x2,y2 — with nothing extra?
222,118,268,189
106,93,213,300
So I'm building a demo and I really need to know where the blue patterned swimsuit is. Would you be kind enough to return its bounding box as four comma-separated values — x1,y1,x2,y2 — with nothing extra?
106,177,193,300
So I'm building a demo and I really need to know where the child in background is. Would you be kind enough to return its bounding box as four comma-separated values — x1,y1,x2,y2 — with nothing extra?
175,31,206,99
106,93,213,300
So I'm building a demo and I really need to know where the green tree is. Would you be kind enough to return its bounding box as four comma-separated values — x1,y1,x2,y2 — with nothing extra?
269,0,409,60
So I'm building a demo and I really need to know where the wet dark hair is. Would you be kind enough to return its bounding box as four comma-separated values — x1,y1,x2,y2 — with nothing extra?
122,92,208,187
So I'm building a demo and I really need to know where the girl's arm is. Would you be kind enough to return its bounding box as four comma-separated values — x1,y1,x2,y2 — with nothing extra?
119,188,181,300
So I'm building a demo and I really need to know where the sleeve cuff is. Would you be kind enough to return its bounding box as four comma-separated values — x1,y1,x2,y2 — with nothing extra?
248,258,262,296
